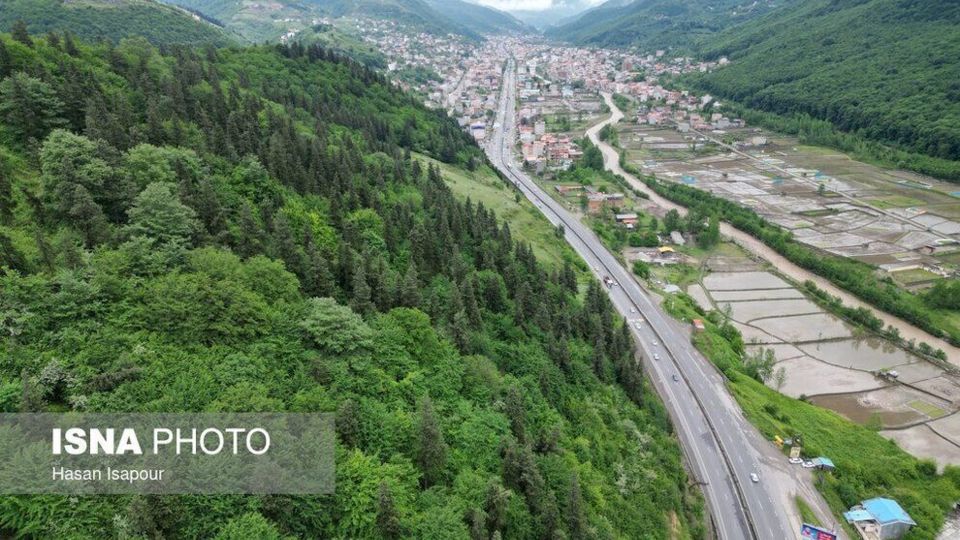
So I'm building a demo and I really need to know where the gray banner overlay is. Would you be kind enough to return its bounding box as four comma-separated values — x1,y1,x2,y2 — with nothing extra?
0,413,335,494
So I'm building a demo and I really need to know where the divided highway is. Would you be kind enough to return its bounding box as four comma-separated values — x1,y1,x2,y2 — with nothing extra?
486,58,810,540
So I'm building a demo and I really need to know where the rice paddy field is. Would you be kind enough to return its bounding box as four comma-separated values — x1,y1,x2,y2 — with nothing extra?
685,241,960,468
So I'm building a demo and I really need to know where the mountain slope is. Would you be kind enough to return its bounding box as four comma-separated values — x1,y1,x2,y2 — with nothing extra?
426,0,527,35
507,0,602,29
169,0,479,41
311,0,477,37
0,0,233,46
691,0,960,175
0,31,702,538
548,0,791,51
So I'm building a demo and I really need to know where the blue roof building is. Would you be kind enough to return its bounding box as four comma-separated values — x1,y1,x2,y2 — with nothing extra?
844,497,916,540
812,456,835,471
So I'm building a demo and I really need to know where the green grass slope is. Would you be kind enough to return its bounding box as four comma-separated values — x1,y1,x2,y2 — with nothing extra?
0,0,233,46
691,0,960,170
0,32,703,538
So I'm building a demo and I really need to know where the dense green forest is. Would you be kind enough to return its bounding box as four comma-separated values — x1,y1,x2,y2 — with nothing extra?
0,0,234,47
689,0,960,178
0,32,704,538
547,0,790,51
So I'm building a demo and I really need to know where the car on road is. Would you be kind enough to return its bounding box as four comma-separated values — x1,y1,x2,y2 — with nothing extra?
653,353,660,361
750,473,759,483
788,458,803,465
802,461,815,468
634,322,642,329
629,307,636,313
671,374,679,382
652,341,658,347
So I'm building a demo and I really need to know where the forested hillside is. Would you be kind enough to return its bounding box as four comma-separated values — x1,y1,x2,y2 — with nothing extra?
0,0,233,46
690,0,960,179
547,0,790,51
0,32,703,538
425,0,528,35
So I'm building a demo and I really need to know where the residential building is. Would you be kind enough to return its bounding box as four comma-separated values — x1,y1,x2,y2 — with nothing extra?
844,498,916,540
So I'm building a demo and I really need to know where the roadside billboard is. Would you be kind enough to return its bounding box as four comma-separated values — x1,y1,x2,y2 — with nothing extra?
800,523,837,540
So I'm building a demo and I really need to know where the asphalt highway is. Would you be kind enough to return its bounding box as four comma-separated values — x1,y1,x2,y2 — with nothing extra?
486,58,802,540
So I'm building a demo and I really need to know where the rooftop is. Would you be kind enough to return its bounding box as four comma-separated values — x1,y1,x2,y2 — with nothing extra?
863,498,915,526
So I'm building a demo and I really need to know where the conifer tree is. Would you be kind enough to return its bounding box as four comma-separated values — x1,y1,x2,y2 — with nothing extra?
376,482,403,540
415,396,447,488
11,21,32,48
567,474,587,540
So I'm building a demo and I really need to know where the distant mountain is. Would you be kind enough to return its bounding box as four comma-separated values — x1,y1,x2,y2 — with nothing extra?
168,0,480,42
547,0,790,50
507,0,605,30
691,0,960,172
426,0,528,35
0,0,233,46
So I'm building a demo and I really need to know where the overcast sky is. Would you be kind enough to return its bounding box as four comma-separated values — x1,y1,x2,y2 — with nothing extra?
475,0,607,13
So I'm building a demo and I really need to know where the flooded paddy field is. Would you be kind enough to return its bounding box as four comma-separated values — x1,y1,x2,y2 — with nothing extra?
710,289,804,301
774,356,885,398
620,123,960,279
732,321,782,344
745,343,804,361
809,386,948,427
720,298,822,322
702,271,791,290
688,252,960,464
686,283,712,311
800,338,918,372
752,313,854,342
931,414,960,444
882,425,960,472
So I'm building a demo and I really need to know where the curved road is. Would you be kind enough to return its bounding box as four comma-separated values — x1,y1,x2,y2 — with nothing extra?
588,92,960,361
486,58,838,540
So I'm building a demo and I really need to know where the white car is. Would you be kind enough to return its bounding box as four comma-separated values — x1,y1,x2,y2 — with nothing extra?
653,353,660,361
652,341,658,347
629,307,636,313
750,473,759,483
788,458,803,465
634,322,642,329
802,461,816,468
